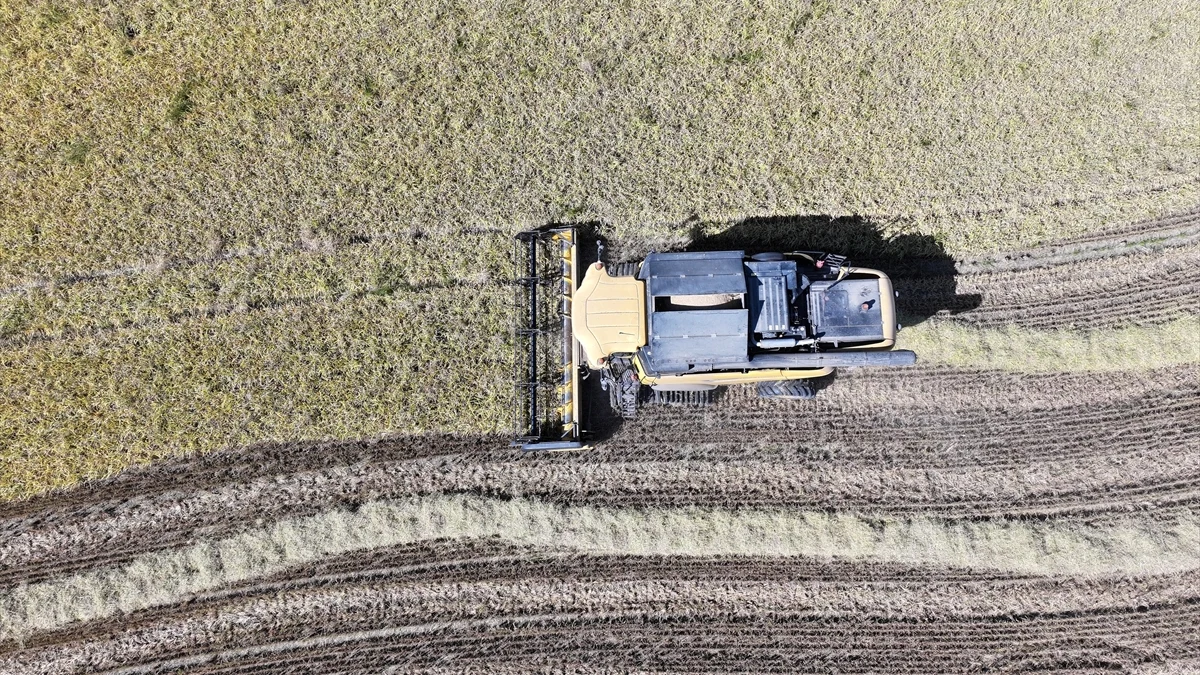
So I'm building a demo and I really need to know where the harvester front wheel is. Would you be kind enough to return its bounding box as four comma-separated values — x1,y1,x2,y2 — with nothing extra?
601,358,641,419
608,262,639,277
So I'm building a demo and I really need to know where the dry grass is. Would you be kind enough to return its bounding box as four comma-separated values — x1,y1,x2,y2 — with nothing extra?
0,230,523,500
899,316,1200,372
1135,658,1200,675
3,0,1200,499
0,286,517,501
3,0,1199,288
3,494,1198,640
0,232,515,344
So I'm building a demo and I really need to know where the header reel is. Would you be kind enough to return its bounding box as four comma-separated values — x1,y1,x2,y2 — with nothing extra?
512,225,588,451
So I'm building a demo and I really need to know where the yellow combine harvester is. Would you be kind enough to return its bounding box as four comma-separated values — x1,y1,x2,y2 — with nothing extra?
514,225,916,450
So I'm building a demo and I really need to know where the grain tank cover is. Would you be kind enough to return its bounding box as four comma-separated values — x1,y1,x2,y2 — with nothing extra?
640,251,748,297
647,309,750,369
640,251,750,373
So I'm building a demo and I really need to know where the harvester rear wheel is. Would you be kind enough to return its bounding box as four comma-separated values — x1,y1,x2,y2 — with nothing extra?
757,380,817,400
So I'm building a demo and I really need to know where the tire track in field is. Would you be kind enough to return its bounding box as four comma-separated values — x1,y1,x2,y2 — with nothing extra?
0,435,501,585
5,207,1197,352
8,447,1197,588
902,243,1200,329
602,366,1200,466
4,544,1199,675
0,227,510,299
887,206,1200,329
985,204,1200,255
2,367,1195,585
0,277,524,351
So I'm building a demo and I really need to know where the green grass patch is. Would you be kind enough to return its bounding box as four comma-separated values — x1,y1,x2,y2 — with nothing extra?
62,138,91,165
166,79,197,122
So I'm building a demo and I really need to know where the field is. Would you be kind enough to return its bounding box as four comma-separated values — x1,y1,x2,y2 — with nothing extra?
2,0,1200,671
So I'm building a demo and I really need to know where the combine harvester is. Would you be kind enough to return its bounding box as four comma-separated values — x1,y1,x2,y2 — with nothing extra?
514,225,917,450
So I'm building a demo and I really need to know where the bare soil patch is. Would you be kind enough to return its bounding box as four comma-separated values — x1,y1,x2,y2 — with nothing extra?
2,366,1195,591
4,541,1199,674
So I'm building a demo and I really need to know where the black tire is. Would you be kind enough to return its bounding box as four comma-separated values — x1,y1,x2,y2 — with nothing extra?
751,252,785,262
601,357,641,419
608,262,639,277
649,388,712,407
756,380,817,400
614,368,641,418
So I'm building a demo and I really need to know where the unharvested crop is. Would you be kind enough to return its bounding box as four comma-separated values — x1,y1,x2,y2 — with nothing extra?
3,0,1200,286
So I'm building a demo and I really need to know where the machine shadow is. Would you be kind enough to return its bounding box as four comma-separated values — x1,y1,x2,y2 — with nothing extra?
687,215,982,327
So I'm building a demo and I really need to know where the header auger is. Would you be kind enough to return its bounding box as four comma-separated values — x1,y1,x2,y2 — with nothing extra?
513,225,918,450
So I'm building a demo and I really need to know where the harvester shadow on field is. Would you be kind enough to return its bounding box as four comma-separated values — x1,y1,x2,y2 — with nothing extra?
686,215,982,327
583,215,980,444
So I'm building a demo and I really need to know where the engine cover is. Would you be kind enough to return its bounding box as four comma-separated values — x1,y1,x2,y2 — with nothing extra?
807,278,886,343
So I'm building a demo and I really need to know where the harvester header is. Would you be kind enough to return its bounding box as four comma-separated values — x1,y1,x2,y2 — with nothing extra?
513,225,585,451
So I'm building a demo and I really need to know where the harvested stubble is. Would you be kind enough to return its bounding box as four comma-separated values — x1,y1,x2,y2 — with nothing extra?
3,493,1200,642
4,535,1200,674
1,365,1196,590
906,243,1200,329
1,418,1199,671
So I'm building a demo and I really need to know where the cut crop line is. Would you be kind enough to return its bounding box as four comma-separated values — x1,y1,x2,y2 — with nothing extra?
24,575,1200,675
0,227,509,299
954,222,1200,274
2,494,1198,642
920,174,1200,224
3,204,1197,302
900,316,1200,372
89,612,631,675
0,278,525,351
1043,204,1200,247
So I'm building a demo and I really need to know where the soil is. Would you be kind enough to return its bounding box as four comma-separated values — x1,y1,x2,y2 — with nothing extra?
4,541,1199,674
1,208,1198,673
895,207,1200,328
